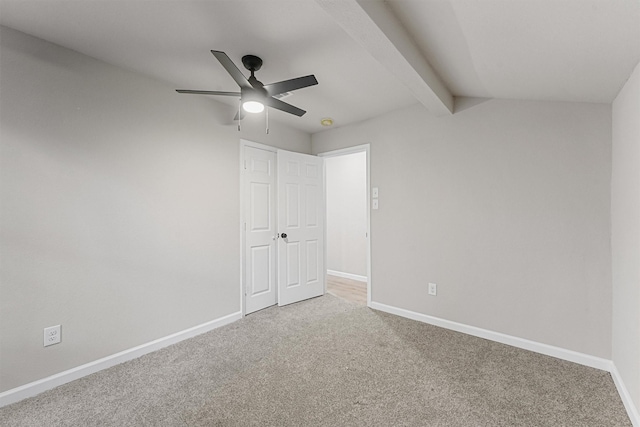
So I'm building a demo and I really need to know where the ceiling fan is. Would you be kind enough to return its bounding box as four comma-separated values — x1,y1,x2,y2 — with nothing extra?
176,50,318,119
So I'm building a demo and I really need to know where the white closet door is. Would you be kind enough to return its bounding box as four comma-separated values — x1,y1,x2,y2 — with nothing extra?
277,150,325,306
244,146,277,314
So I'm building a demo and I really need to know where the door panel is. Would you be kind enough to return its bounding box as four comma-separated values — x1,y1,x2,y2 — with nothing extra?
285,183,300,227
244,146,277,314
277,150,325,306
250,245,271,294
306,240,319,282
306,184,319,226
286,242,300,287
250,183,270,230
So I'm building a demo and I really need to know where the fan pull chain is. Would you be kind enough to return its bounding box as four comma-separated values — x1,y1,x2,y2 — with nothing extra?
237,98,241,132
266,107,269,134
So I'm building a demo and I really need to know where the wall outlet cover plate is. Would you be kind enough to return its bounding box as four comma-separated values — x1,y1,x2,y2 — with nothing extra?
44,325,61,347
428,283,437,296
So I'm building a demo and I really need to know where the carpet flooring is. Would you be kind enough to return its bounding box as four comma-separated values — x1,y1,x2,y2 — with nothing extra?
0,295,631,426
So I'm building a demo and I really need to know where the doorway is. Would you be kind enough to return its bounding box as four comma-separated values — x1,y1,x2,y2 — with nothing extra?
241,140,326,315
318,145,371,306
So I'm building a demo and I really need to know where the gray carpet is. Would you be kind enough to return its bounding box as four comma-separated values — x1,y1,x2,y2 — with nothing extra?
0,295,631,426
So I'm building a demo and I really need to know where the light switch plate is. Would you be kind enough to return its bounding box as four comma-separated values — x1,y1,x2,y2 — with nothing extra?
372,187,379,198
372,199,379,210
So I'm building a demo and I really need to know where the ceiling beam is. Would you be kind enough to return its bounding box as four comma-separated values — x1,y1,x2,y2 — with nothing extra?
315,0,453,116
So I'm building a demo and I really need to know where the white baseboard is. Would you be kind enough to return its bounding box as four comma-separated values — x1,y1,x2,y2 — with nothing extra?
3,303,639,426
327,269,367,283
611,364,640,426
369,301,612,370
0,311,242,408
369,301,640,425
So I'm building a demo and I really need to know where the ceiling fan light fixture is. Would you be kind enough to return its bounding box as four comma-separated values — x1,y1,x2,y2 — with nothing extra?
242,100,264,113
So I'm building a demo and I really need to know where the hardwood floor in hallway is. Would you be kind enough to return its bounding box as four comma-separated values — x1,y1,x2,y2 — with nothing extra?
326,274,367,305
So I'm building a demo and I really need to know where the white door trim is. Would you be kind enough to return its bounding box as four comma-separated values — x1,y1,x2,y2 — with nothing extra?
317,144,372,307
240,140,278,316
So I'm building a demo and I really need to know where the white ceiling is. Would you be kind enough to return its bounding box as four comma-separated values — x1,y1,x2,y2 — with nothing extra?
386,0,640,103
1,0,638,134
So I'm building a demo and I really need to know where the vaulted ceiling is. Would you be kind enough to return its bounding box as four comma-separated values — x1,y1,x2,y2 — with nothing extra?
1,0,638,134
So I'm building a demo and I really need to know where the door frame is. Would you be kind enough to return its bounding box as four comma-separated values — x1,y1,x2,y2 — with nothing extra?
239,139,279,317
317,144,372,307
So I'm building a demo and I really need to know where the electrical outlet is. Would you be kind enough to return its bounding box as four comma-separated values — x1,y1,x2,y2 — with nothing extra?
44,325,61,347
428,283,437,296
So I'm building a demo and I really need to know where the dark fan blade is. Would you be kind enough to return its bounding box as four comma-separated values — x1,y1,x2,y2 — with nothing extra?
176,90,240,96
263,75,318,97
264,97,306,117
211,50,251,89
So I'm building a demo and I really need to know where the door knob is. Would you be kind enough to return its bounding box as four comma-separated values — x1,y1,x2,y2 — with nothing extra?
281,233,287,239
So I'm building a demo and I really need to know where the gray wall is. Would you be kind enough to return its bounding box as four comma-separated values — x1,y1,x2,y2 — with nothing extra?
312,98,612,358
325,152,367,277
612,61,640,411
0,26,310,392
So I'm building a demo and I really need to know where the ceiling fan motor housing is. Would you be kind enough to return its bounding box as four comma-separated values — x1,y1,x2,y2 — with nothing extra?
242,85,267,100
242,55,263,72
